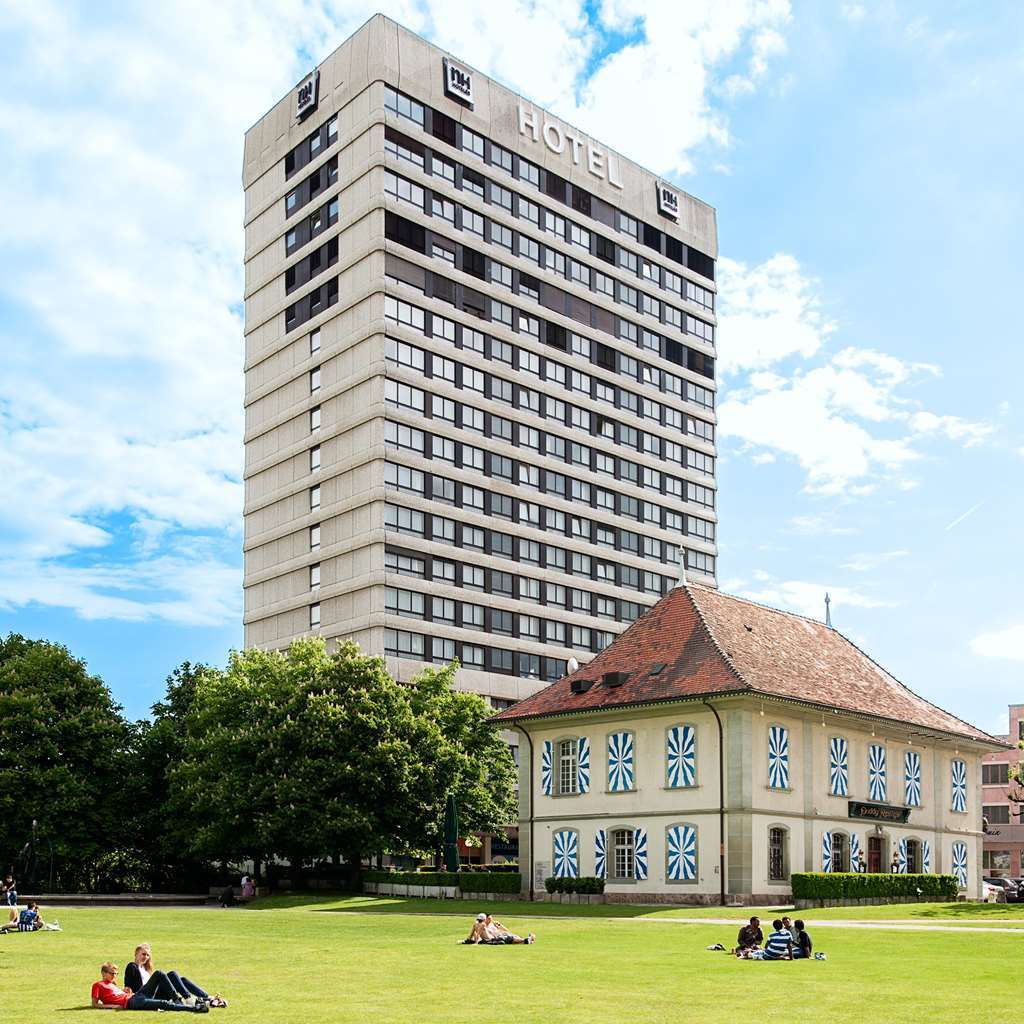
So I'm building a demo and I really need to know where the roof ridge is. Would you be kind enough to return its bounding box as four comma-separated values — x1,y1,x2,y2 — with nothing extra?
688,581,829,629
680,584,750,691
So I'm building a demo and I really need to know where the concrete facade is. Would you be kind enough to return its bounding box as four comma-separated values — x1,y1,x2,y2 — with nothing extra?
242,15,720,712
514,698,991,903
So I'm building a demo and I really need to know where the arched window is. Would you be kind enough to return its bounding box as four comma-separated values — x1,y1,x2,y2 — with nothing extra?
768,826,789,882
831,831,850,872
611,828,635,880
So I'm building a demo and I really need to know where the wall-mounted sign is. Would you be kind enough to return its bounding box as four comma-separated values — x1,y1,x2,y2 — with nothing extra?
847,800,911,824
657,181,680,220
443,57,474,107
518,105,624,190
296,70,319,120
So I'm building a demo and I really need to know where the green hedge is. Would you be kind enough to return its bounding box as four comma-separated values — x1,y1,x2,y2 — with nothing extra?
363,869,522,893
458,872,522,893
544,876,605,895
791,872,958,902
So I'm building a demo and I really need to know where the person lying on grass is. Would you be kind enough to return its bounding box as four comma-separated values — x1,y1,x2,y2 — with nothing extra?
1,901,44,932
125,943,227,1009
463,912,535,944
90,961,209,1012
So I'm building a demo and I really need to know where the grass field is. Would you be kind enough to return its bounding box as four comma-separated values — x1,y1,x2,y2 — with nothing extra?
1,899,1019,1023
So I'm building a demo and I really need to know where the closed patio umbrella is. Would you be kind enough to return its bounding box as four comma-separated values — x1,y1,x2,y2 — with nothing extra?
443,793,460,872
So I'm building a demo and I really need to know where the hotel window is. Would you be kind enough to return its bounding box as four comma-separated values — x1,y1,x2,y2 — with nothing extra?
309,445,321,471
519,158,540,188
309,328,321,353
769,827,788,881
985,805,1011,825
612,829,635,880
384,628,424,658
310,406,321,431
462,644,484,669
309,564,320,589
433,559,456,584
432,242,455,266
432,638,455,664
490,143,513,174
309,603,320,627
385,551,424,578
385,422,425,454
309,485,320,510
384,170,423,208
384,86,424,127
309,524,320,550
310,367,321,392
461,127,485,159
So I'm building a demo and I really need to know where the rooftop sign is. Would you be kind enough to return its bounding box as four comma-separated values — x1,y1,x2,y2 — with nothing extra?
296,70,319,120
443,58,474,107
657,181,680,220
517,105,623,191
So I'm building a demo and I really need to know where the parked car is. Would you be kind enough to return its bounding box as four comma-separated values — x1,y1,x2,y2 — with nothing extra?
983,876,1018,902
1007,877,1024,902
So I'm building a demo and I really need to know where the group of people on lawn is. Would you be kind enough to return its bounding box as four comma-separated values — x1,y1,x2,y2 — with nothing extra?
734,915,814,960
90,943,228,1012
463,911,535,944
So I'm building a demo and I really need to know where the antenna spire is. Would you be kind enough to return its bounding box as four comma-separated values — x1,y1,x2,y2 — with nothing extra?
825,592,832,629
677,552,687,588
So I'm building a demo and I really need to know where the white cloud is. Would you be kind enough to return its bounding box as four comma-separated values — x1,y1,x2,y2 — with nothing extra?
840,550,909,572
971,624,1024,662
790,515,857,536
717,256,994,493
840,3,866,22
737,579,896,621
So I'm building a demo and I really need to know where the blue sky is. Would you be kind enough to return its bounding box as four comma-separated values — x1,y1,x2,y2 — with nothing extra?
1,1,1021,730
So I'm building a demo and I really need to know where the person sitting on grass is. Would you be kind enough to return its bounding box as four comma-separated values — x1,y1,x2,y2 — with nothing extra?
1,901,44,932
791,920,813,959
762,919,793,961
91,962,210,1012
463,912,535,944
125,943,227,1009
733,916,763,955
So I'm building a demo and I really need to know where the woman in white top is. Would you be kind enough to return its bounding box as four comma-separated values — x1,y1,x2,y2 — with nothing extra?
124,943,227,1008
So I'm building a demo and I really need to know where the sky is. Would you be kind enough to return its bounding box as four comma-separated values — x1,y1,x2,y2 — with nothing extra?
0,1,1022,730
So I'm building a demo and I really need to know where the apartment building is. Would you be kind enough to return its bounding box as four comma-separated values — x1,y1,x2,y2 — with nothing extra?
981,704,1024,877
242,15,719,709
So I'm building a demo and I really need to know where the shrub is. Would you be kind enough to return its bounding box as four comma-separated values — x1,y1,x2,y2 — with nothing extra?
791,872,958,902
458,872,522,894
543,876,605,895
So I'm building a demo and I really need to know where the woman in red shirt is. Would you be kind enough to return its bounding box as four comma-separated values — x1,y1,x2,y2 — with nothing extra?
90,962,208,1013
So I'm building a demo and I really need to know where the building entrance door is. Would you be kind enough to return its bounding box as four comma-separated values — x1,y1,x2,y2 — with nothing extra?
868,836,883,873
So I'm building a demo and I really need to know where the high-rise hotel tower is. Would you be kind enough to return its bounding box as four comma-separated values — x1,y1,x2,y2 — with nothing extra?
242,15,719,710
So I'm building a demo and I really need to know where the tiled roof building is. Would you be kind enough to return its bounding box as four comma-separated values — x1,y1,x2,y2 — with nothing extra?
496,583,1006,903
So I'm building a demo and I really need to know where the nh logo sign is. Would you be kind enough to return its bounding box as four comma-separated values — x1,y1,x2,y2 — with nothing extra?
296,70,319,119
657,182,680,219
443,58,474,107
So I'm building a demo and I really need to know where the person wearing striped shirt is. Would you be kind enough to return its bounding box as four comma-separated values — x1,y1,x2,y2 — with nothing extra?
762,919,793,960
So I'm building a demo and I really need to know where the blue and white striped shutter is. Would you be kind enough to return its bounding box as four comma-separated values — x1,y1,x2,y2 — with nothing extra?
667,824,697,881
850,833,861,872
666,725,696,788
553,830,578,878
922,840,931,873
829,736,849,796
821,831,833,872
898,838,908,874
868,744,887,802
768,725,790,790
594,829,607,879
904,750,921,807
951,759,967,813
577,736,591,794
952,842,968,888
634,827,648,880
607,731,635,792
541,740,552,796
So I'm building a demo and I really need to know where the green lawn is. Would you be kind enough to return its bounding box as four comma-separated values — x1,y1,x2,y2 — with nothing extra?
257,891,1024,926
1,901,1019,1023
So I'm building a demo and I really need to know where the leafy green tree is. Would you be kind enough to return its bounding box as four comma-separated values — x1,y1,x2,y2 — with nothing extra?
170,639,516,874
0,634,132,891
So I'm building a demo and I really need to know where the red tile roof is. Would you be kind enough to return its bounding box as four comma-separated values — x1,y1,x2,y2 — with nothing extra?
493,584,1004,746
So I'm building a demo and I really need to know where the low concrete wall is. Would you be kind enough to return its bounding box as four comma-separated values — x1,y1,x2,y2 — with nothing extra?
362,882,517,901
795,896,944,909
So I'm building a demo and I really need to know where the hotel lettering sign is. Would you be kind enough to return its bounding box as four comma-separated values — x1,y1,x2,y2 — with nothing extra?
518,105,624,190
657,181,680,220
443,58,474,107
847,800,911,824
296,70,319,120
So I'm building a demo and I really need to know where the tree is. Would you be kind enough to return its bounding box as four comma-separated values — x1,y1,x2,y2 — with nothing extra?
0,634,132,891
170,639,516,873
